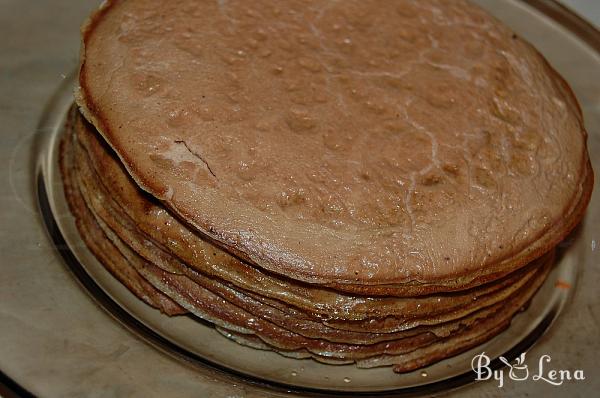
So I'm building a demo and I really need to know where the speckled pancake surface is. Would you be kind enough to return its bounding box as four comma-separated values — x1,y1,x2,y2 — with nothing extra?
77,0,592,287
59,115,554,368
69,113,548,340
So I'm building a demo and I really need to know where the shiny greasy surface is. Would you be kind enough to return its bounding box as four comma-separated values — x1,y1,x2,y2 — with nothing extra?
70,111,546,339
61,115,553,368
74,112,546,334
60,127,185,316
78,0,592,285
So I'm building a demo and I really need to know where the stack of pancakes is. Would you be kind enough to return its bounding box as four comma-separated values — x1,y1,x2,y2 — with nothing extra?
60,0,593,372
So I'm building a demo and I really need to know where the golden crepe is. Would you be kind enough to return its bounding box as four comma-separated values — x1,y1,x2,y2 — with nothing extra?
59,0,593,372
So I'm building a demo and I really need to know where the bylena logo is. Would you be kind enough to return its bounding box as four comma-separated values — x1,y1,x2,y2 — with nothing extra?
471,352,585,388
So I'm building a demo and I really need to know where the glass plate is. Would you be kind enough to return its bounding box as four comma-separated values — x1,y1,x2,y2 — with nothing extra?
33,0,598,395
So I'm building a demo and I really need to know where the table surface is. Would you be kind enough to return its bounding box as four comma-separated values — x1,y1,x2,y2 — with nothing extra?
1,1,599,397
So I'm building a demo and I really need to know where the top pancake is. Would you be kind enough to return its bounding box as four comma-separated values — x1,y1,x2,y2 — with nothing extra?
77,0,593,286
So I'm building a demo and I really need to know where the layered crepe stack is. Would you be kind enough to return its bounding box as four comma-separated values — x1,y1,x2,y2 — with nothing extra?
60,0,593,372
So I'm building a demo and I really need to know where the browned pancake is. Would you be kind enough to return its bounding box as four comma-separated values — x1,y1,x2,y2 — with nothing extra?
215,254,552,370
70,120,552,349
69,159,553,363
72,112,546,336
76,0,593,290
63,117,553,361
65,176,554,365
59,114,185,316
